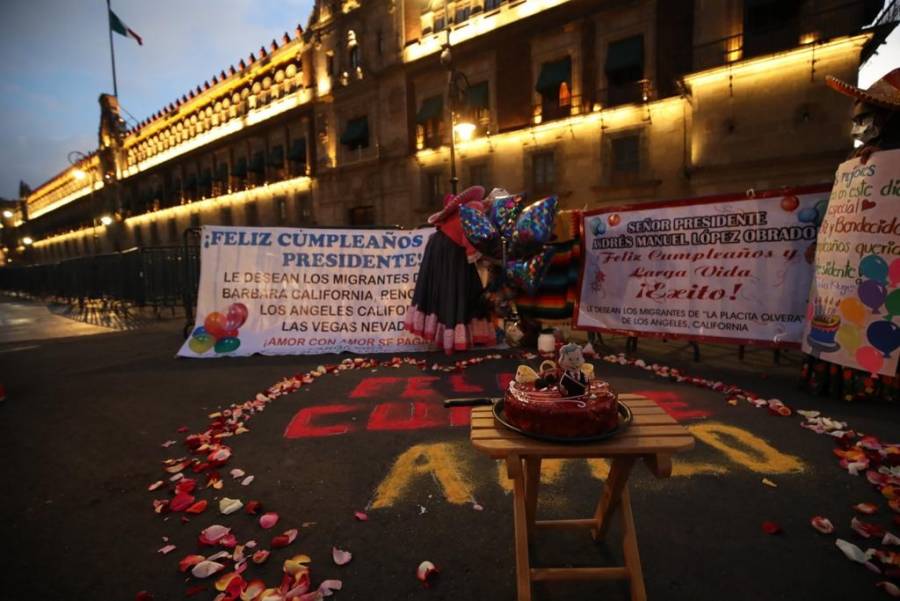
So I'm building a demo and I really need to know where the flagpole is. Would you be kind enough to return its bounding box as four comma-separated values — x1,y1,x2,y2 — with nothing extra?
107,0,118,97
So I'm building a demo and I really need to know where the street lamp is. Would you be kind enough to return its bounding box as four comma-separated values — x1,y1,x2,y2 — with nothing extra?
440,36,476,196
2,210,12,219
100,215,113,226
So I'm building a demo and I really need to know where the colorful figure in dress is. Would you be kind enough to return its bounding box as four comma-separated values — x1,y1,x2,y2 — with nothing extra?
557,343,588,397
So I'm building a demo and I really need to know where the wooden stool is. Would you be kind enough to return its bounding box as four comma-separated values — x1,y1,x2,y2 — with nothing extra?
470,393,694,601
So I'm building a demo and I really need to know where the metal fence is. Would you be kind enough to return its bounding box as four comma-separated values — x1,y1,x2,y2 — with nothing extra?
0,236,201,318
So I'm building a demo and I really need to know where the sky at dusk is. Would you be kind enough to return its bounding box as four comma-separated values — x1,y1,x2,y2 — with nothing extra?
0,1,896,200
0,0,314,199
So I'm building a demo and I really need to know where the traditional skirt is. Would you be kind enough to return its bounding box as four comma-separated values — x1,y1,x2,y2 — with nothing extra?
405,230,494,353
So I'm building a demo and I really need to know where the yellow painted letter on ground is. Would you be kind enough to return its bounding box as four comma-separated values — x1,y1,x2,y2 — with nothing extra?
371,443,473,508
497,458,567,493
689,422,804,474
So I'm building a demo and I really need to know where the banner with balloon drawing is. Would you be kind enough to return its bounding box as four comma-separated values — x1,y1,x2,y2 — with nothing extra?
802,149,900,376
575,185,831,346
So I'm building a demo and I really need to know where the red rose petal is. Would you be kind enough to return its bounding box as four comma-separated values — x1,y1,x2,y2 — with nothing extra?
136,591,153,601
854,502,878,515
811,516,834,534
184,584,205,597
170,493,195,512
354,511,369,521
762,521,782,535
178,554,205,572
185,500,207,514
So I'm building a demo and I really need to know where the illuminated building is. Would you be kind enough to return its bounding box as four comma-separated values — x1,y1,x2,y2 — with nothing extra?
12,0,895,263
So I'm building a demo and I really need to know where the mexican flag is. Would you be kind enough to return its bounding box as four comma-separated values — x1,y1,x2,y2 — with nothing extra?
109,9,143,45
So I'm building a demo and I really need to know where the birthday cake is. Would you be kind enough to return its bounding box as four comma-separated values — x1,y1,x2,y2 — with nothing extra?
503,344,619,438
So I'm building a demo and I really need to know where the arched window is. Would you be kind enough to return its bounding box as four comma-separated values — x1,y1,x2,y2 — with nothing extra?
347,30,360,72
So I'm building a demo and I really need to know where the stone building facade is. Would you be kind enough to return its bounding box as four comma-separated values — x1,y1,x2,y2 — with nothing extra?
8,0,892,265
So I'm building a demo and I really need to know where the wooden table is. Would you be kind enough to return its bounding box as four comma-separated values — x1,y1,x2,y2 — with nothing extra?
470,393,694,601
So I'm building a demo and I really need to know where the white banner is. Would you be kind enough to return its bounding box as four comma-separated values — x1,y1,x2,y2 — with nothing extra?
178,226,435,358
575,187,831,345
802,150,900,376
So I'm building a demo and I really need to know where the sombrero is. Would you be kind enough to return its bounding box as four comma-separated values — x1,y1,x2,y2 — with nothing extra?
826,68,900,111
427,185,485,224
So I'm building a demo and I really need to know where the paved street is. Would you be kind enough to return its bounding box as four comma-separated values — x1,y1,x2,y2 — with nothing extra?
1,299,899,600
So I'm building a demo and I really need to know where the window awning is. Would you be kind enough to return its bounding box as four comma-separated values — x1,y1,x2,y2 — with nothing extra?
289,139,307,161
340,117,369,148
606,36,644,72
466,82,489,110
416,95,443,124
535,56,571,94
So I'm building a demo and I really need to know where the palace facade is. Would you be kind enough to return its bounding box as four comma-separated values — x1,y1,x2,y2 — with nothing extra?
6,0,895,264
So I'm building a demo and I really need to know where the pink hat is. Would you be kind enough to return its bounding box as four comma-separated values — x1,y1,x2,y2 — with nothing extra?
427,185,485,224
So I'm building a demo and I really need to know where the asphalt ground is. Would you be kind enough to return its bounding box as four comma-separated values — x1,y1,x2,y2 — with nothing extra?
1,301,899,600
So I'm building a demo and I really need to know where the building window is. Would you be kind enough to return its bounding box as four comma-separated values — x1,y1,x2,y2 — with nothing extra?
340,116,369,152
743,0,802,58
245,201,259,226
296,194,314,224
349,45,360,72
465,81,490,133
535,57,572,122
219,205,233,226
348,205,376,226
288,138,308,175
605,35,644,106
149,220,160,245
611,134,641,182
531,151,555,196
167,217,178,243
424,171,444,208
416,95,444,149
434,11,446,33
376,30,384,56
326,52,335,76
190,212,200,228
455,4,471,23
485,0,502,10
276,196,288,225
468,163,489,188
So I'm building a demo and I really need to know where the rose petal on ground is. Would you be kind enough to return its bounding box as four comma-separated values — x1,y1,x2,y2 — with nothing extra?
883,532,900,546
852,517,886,539
135,591,153,601
201,525,231,544
836,538,869,563
219,533,238,548
230,469,245,479
158,544,176,555
318,580,342,597
207,551,231,562
259,512,279,529
175,479,197,494
185,500,207,514
283,554,311,576
179,555,205,572
877,582,900,598
296,592,323,601
332,547,352,565
245,500,262,515
762,521,782,535
811,516,835,534
417,560,439,587
164,460,191,474
271,528,298,548
170,493,195,512
219,497,243,515
241,580,266,601
192,560,225,579
354,511,368,521
762,478,777,488
252,550,270,564
215,572,240,592
184,584,205,597
241,475,255,486
855,503,879,515
147,480,164,491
